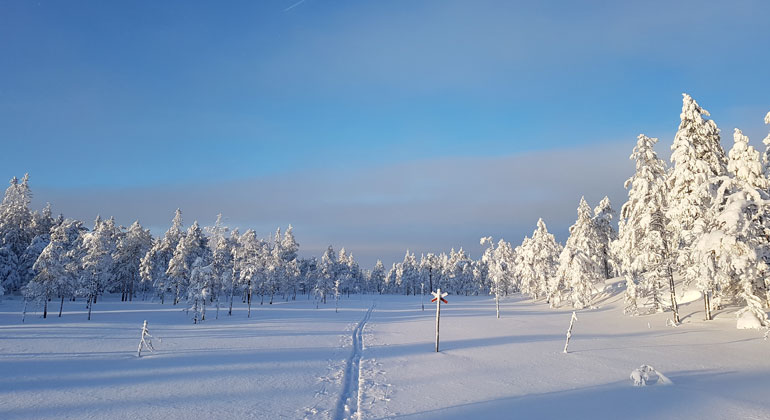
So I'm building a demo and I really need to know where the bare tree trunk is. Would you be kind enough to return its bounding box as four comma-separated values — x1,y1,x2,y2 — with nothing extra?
193,298,199,324
59,296,64,318
228,287,235,316
43,298,48,319
667,266,679,324
703,291,712,321
247,283,252,318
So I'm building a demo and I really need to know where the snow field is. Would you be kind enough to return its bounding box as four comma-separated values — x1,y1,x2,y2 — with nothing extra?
0,296,373,420
1,286,770,420
363,292,770,419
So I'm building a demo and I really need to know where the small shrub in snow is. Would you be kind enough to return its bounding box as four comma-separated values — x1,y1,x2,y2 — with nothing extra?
630,365,671,386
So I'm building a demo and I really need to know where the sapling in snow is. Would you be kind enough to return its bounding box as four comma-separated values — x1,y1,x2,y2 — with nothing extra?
137,320,157,357
420,282,425,311
563,311,578,353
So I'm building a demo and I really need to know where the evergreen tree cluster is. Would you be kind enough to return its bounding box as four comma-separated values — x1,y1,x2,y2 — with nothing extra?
3,94,768,327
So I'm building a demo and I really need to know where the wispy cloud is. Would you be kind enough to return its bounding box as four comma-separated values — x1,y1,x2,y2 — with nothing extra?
284,0,306,12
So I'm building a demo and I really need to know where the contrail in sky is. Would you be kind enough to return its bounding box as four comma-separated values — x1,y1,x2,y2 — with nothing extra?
284,0,306,12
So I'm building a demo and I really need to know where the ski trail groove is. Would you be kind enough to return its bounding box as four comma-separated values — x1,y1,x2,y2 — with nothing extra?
334,304,374,420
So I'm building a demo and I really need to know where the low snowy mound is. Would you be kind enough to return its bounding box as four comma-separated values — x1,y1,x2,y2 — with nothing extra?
630,365,672,387
736,310,764,330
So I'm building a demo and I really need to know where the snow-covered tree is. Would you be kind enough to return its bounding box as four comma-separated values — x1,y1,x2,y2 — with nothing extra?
24,220,82,318
419,253,442,294
614,135,679,320
481,237,514,318
370,260,386,294
444,249,474,295
140,209,185,303
18,234,51,293
18,203,57,289
0,247,19,296
519,219,562,301
761,111,770,178
205,216,235,317
80,217,117,320
297,256,317,297
167,221,210,305
233,230,263,317
623,275,639,315
556,197,605,309
689,128,770,322
729,128,769,191
188,257,216,324
0,175,34,292
593,197,617,279
316,246,337,304
279,224,299,262
30,203,55,238
667,94,727,265
396,250,419,296
114,221,152,302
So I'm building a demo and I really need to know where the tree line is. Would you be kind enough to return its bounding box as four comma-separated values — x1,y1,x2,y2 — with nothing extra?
2,94,769,327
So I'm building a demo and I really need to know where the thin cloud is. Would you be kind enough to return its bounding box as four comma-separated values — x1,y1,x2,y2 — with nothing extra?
284,0,306,12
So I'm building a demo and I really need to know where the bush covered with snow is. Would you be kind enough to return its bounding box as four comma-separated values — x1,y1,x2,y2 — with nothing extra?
630,365,671,387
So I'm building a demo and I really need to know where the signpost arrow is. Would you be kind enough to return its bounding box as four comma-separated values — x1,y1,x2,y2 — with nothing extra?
430,289,448,352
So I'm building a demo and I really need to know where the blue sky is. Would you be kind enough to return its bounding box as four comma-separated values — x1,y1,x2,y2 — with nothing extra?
1,0,769,266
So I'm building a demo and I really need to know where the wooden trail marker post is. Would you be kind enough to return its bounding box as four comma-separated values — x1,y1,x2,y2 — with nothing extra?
431,289,448,352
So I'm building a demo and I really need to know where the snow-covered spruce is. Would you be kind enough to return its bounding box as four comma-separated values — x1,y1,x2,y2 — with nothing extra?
514,219,562,303
688,128,770,326
556,197,604,309
614,134,679,321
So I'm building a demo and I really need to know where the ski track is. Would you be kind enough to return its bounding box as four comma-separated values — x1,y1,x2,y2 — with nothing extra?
334,304,374,420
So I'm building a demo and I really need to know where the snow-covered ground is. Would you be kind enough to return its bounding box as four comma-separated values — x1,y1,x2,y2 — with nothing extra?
1,283,769,420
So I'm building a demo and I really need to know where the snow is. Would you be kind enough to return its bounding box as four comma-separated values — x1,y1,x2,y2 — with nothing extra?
1,283,770,420
736,310,763,330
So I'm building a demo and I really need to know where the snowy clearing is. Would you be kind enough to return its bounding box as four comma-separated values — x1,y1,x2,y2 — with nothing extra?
1,286,769,420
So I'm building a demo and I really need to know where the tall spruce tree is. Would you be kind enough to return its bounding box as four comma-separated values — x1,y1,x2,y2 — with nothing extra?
614,135,678,320
667,94,727,261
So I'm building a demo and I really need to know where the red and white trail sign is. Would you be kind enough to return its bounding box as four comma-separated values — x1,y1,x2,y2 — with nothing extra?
431,289,448,352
